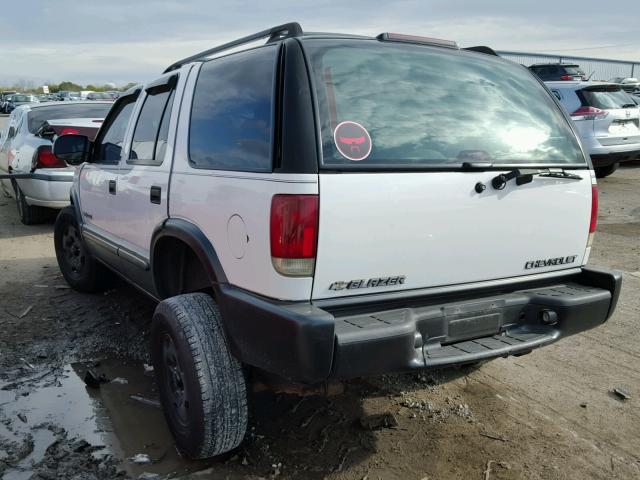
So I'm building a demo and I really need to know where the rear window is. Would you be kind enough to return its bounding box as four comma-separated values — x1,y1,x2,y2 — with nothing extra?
304,40,586,168
27,104,112,133
579,86,637,110
563,66,583,75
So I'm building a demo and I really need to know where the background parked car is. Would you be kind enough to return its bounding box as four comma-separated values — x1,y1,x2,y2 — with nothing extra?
0,91,18,113
530,63,587,81
608,77,640,93
547,81,640,177
0,101,112,224
86,92,114,101
3,94,39,113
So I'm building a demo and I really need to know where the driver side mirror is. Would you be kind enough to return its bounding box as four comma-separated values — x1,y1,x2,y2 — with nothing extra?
53,134,90,165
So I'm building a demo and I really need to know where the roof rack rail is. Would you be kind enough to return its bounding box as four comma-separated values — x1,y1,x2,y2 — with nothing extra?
164,22,303,73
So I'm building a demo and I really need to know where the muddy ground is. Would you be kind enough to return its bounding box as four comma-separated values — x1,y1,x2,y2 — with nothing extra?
1,113,639,479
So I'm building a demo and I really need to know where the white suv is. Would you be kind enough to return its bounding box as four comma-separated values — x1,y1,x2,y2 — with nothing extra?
51,24,622,459
547,81,640,177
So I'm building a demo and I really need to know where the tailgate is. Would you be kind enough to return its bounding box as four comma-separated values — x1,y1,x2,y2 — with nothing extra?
312,171,591,299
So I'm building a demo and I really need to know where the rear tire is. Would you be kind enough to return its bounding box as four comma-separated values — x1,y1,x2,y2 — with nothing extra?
54,206,111,292
151,293,248,459
14,183,50,225
594,163,618,178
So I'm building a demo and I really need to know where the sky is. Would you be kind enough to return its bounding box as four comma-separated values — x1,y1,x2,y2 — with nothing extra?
1,0,639,86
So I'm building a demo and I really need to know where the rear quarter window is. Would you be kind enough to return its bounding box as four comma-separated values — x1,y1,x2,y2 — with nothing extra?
189,46,277,172
303,40,585,168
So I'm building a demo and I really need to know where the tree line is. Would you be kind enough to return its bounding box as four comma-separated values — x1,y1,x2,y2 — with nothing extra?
0,81,139,93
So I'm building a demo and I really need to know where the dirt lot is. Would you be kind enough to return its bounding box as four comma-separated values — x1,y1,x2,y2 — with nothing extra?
1,113,639,479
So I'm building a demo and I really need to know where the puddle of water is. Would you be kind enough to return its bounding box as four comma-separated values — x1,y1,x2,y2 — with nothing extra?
0,358,214,479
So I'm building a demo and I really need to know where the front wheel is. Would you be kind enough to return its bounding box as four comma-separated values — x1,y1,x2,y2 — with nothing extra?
594,162,619,178
151,293,248,459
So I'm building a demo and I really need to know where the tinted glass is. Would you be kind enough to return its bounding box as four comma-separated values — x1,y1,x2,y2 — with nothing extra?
27,104,112,133
563,66,583,75
129,89,174,164
304,40,585,167
580,87,637,109
94,101,135,164
189,46,276,171
155,90,175,162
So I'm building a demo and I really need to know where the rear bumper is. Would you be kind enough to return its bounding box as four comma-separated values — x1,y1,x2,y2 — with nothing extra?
15,170,73,208
218,267,622,384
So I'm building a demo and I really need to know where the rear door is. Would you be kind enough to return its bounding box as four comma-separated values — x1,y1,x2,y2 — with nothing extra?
302,39,593,300
577,85,640,146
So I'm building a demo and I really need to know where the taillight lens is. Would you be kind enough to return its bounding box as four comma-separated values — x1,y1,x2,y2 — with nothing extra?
32,145,67,169
571,106,608,120
588,184,598,247
270,194,319,277
560,75,573,81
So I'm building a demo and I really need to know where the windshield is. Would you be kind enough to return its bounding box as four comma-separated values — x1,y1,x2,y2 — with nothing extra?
27,104,112,133
580,87,637,109
304,39,586,168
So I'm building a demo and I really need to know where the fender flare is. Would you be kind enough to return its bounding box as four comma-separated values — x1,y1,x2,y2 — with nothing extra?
150,218,228,298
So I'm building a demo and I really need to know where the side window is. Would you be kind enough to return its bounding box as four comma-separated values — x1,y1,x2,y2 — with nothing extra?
93,100,136,165
189,46,277,172
128,89,175,165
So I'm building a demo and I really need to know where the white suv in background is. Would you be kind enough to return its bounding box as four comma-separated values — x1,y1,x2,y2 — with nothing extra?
50,24,622,459
547,81,640,177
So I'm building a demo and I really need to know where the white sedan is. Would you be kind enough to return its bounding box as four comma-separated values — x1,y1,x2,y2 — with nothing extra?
0,102,112,224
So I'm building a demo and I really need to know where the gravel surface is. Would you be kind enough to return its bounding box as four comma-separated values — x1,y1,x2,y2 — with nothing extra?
1,115,639,480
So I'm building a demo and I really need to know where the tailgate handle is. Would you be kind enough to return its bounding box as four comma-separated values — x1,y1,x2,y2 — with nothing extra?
150,186,161,204
108,180,116,195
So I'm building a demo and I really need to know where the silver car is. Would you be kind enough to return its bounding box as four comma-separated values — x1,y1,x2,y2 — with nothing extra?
547,81,640,177
0,101,112,224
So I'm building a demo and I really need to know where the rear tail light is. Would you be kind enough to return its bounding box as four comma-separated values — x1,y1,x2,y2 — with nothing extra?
270,194,319,277
560,75,573,81
588,184,598,247
32,145,66,169
571,106,608,120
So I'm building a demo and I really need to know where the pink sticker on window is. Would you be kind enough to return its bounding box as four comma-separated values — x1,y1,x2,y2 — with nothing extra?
333,121,372,161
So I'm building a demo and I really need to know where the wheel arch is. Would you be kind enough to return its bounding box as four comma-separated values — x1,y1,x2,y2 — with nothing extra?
151,218,228,299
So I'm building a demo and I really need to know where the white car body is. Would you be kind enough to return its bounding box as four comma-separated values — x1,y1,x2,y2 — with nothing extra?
547,81,640,170
0,101,112,211
53,27,622,458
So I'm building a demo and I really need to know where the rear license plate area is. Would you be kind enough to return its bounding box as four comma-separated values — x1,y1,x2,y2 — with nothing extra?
443,300,504,343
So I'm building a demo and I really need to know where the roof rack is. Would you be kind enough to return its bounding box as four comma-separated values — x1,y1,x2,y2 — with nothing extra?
164,22,303,73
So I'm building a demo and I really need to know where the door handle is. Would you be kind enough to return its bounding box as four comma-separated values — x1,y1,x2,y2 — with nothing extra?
150,186,161,204
108,180,116,195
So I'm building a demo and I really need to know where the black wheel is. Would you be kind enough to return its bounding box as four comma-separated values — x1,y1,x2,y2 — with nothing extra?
594,163,619,178
151,293,248,459
14,182,50,225
54,206,111,292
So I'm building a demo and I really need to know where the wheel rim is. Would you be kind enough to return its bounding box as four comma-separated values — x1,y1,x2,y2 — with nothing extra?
161,333,190,428
61,224,86,279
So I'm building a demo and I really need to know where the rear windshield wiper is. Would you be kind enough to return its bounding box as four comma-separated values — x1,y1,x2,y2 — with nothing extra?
491,168,583,190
